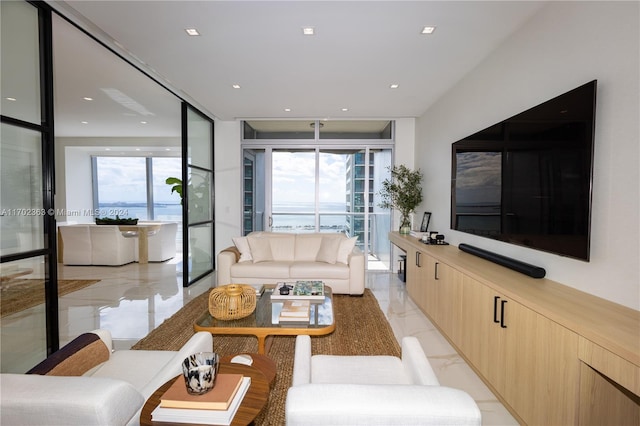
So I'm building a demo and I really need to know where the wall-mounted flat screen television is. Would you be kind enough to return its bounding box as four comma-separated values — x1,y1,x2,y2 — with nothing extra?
451,80,596,261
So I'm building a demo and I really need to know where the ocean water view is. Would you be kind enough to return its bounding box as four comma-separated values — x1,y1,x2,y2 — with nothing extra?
98,203,182,221
272,201,349,232
99,201,382,234
100,201,354,231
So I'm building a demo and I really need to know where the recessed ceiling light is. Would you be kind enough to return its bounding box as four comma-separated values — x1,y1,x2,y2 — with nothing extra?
135,148,141,151
165,148,171,151
105,148,111,151
232,84,241,89
83,97,93,101
140,121,147,124
302,27,315,36
6,97,17,101
390,84,399,89
421,26,436,34
284,108,292,112
341,108,349,112
185,28,200,36
81,121,88,124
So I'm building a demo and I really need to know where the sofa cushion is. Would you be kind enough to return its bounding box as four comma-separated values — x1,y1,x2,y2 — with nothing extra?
232,237,253,262
231,261,292,279
289,261,350,280
0,374,144,426
337,237,358,264
316,236,342,264
294,234,324,261
88,350,175,397
247,234,273,262
267,233,296,261
26,332,110,376
311,355,410,385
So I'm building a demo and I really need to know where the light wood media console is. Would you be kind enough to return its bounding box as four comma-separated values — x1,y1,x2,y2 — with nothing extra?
390,232,639,425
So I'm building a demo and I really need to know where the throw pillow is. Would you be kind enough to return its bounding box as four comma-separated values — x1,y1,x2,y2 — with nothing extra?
232,237,253,262
316,236,342,264
26,332,110,376
337,236,358,264
247,235,273,263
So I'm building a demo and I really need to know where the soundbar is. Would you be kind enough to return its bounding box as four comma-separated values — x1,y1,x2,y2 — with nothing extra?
458,244,546,279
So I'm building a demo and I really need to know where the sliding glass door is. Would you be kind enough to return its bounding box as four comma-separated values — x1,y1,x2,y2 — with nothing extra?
272,150,316,231
241,145,392,269
183,105,214,286
0,1,57,372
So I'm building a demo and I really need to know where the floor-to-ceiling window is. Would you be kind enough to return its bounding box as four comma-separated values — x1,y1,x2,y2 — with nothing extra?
242,120,393,270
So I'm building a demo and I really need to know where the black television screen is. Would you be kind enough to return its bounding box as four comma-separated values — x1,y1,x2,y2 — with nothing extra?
451,80,596,261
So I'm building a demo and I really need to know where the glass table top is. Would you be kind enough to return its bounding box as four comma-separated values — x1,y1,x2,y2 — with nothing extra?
195,285,334,329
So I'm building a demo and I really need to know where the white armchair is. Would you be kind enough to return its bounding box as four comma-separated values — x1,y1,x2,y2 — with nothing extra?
1,329,213,426
286,335,481,426
140,221,178,262
58,224,92,265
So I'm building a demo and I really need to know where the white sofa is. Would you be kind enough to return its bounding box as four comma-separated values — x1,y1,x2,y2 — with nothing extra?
217,231,365,295
286,335,482,426
0,329,213,426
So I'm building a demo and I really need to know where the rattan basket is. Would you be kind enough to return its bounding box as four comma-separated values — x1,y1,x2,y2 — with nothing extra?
208,284,257,320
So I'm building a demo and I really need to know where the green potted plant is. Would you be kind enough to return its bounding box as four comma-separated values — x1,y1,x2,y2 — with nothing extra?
378,165,423,234
166,176,211,222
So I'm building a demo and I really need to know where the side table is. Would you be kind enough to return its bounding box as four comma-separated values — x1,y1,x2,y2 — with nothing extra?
220,353,277,386
140,363,270,426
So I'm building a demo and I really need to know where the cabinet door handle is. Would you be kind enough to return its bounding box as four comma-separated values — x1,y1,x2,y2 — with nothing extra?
415,251,422,267
434,262,440,280
493,296,500,323
500,299,508,328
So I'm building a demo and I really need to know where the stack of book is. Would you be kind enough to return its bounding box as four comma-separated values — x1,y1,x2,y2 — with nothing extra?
151,374,251,425
278,299,311,324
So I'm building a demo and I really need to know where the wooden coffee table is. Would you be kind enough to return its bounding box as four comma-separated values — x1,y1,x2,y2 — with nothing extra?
194,284,335,354
140,363,270,426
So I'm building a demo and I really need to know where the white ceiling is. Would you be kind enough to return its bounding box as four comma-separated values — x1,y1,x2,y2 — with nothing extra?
49,1,547,137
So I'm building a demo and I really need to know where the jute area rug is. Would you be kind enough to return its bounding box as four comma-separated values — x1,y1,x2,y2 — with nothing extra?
132,288,401,425
0,279,100,318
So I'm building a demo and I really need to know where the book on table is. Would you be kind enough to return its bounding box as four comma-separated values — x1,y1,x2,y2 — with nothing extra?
151,376,251,425
159,373,244,410
278,299,310,323
271,281,324,301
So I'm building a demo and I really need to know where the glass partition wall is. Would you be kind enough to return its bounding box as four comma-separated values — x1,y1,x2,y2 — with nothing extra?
242,120,393,270
184,106,214,285
1,1,57,372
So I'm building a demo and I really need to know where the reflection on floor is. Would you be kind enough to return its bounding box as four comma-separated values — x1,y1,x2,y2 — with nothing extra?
1,260,517,425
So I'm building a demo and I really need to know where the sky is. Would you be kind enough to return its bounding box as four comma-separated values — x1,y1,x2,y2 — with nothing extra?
98,152,354,206
268,151,348,205
96,156,181,204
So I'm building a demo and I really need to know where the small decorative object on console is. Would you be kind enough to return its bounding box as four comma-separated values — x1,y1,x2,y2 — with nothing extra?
418,231,449,245
208,284,257,320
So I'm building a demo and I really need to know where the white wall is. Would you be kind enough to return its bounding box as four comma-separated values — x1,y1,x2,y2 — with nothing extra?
213,120,242,257
415,2,639,309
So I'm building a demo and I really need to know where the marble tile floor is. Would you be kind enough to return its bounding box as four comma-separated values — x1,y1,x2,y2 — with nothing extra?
1,261,518,425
